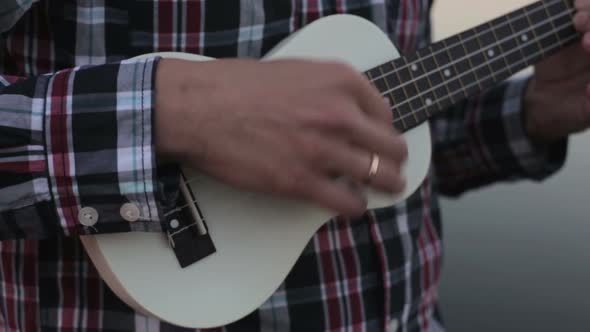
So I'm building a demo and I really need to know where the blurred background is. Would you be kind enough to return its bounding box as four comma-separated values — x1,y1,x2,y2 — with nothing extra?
432,1,590,331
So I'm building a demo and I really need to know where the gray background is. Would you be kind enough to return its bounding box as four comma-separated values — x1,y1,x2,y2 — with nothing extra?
432,1,590,331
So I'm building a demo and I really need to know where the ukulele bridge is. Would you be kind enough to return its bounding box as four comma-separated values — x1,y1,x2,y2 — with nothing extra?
166,171,216,268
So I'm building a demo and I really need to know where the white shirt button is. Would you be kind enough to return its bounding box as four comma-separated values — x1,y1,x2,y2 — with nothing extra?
120,203,141,222
78,207,99,226
387,318,399,332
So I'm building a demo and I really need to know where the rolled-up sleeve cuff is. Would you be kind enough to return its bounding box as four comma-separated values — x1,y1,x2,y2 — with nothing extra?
501,75,567,180
44,56,179,236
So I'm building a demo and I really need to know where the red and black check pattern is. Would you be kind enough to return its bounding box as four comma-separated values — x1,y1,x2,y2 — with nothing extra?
0,0,566,331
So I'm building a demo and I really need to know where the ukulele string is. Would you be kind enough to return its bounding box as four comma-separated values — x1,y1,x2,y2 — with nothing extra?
368,0,574,84
163,175,202,216
390,22,578,125
177,22,579,196
164,203,189,217
378,8,576,96
375,6,576,99
175,2,578,194
173,17,576,219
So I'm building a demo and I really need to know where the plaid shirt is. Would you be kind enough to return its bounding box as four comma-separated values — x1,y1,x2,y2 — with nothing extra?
0,1,567,331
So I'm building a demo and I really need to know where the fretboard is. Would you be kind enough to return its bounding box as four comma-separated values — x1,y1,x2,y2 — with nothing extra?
365,0,580,132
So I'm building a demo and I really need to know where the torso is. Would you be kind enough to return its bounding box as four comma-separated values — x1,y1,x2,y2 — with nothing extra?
0,1,444,331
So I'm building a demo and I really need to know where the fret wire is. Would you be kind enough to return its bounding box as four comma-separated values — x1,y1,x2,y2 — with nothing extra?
391,61,420,123
553,1,578,38
523,6,546,57
416,54,442,110
553,4,579,41
385,31,554,111
376,9,563,86
393,21,574,121
473,28,498,82
560,0,575,19
496,17,522,67
376,6,574,96
402,57,431,117
389,20,576,124
488,21,513,76
505,9,529,65
392,30,578,127
429,45,456,105
530,1,561,50
456,33,483,90
448,36,479,98
371,68,407,129
542,0,564,47
366,0,571,83
440,39,469,98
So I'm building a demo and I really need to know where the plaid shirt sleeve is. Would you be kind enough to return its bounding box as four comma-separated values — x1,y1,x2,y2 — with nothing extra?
431,74,567,196
0,0,39,33
0,57,179,240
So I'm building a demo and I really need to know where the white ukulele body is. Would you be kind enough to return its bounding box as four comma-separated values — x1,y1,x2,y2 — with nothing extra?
80,14,431,328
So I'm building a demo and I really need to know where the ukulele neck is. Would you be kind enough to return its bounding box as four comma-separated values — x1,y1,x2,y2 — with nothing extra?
365,0,579,133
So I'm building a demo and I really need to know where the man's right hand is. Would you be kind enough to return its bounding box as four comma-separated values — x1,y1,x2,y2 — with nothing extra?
155,58,408,217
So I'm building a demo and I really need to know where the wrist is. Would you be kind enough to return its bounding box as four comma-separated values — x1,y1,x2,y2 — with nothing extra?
153,58,258,164
154,59,195,161
523,78,551,143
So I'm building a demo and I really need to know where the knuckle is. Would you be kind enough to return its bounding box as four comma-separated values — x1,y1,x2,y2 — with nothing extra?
310,104,343,127
303,139,328,163
393,176,407,192
273,168,308,194
382,164,405,192
271,172,296,193
314,102,358,131
377,103,394,122
291,132,325,163
334,110,359,132
373,159,406,193
291,169,312,195
385,163,399,181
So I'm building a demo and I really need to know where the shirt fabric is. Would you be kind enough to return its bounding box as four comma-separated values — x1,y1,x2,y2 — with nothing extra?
0,1,567,331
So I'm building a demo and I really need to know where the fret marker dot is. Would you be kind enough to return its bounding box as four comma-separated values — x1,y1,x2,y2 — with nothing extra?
425,98,433,106
443,69,452,77
521,34,528,42
411,64,418,72
170,219,180,229
383,96,390,105
487,49,495,57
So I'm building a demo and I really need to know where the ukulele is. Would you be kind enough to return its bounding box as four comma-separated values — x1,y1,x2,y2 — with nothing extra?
80,0,579,328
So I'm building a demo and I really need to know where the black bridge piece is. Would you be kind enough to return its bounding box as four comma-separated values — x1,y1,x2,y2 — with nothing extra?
168,223,216,268
167,171,216,268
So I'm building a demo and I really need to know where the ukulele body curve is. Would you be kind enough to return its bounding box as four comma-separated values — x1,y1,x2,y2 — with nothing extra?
81,14,432,328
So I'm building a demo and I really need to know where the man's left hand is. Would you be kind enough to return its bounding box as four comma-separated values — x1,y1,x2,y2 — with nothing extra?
524,0,590,142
